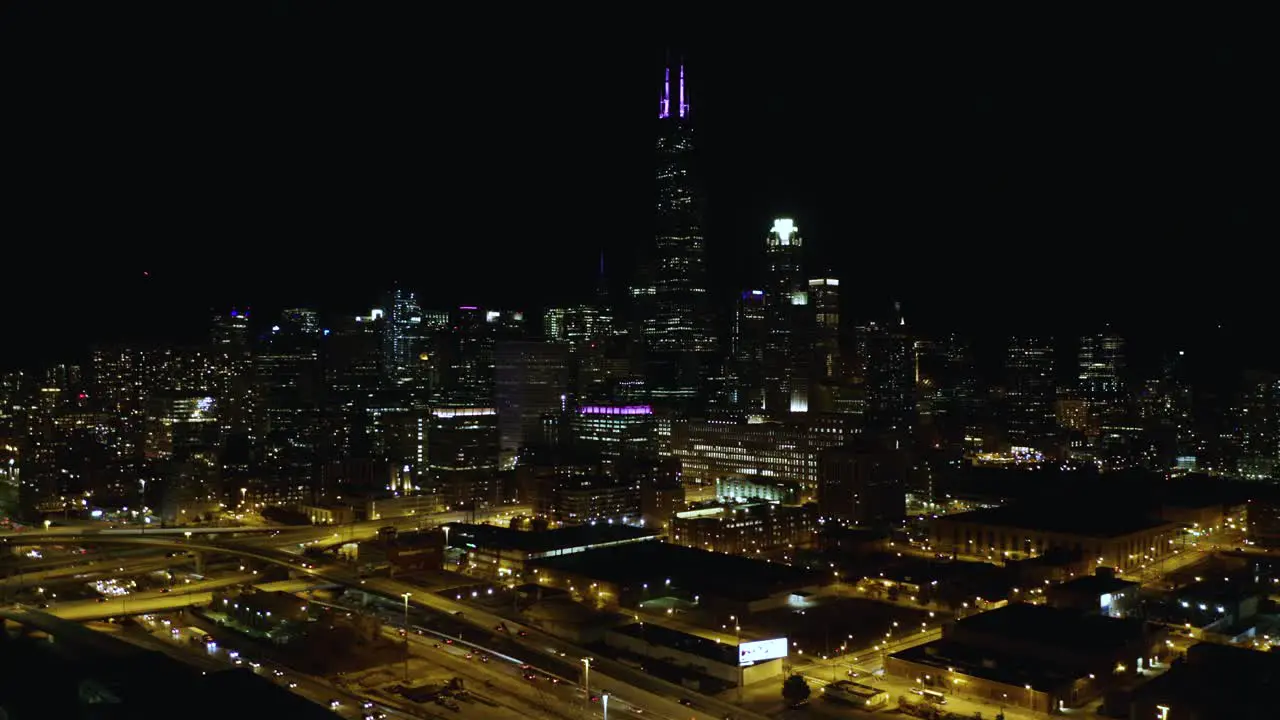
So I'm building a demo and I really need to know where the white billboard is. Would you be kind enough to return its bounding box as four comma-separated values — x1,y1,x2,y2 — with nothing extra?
739,637,788,665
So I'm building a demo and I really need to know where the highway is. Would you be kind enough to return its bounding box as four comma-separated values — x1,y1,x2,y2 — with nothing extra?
5,507,760,720
0,524,282,539
378,623,603,720
1,556,175,589
46,573,256,621
132,615,422,720
0,504,529,548
239,505,532,550
314,594,666,720
346,572,765,720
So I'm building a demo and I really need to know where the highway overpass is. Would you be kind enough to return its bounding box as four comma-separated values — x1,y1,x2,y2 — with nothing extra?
6,530,764,720
2,503,529,547
0,603,145,659
40,573,256,621
22,575,339,623
2,556,177,590
0,525,284,540
2,509,770,720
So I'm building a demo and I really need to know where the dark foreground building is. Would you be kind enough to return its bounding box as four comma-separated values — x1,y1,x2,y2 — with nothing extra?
0,608,334,719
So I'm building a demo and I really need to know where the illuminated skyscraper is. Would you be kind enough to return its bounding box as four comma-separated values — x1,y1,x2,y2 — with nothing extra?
383,287,423,378
809,278,840,380
637,61,715,404
1078,329,1125,421
1006,335,1056,450
763,218,809,413
859,303,916,441
731,290,767,411
494,339,569,469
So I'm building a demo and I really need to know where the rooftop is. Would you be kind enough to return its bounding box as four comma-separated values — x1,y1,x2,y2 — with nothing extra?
611,622,738,666
1132,643,1280,719
827,680,884,698
952,603,1150,657
1050,573,1139,597
892,639,1078,693
1174,578,1262,604
532,541,819,602
940,504,1173,538
444,522,658,557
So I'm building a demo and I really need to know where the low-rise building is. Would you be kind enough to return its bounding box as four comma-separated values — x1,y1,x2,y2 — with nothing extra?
886,603,1166,714
210,590,312,639
820,680,889,710
930,505,1180,573
1046,567,1139,618
530,541,822,615
1129,642,1280,720
669,502,817,555
552,476,640,525
605,622,783,687
442,522,658,579
715,477,800,504
673,414,855,497
1150,578,1264,642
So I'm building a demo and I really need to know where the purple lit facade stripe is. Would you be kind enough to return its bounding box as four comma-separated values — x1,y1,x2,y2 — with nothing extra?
459,305,478,310
659,68,671,118
578,405,653,416
679,65,688,118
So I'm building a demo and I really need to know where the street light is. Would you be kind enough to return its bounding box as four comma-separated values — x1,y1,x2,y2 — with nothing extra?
442,525,451,568
43,520,51,532
402,592,412,682
581,657,592,716
601,693,609,720
730,615,743,701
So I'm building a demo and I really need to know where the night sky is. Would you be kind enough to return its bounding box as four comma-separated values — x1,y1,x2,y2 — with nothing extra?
1,7,1269,373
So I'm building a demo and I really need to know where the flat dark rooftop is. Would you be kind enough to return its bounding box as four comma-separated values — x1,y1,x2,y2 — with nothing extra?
892,639,1077,692
531,541,819,602
1174,578,1262,604
942,505,1173,537
955,603,1149,656
612,622,738,666
1052,573,1139,596
445,523,658,555
1131,643,1280,719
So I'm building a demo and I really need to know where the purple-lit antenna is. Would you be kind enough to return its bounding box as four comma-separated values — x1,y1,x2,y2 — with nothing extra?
659,67,671,118
679,65,688,118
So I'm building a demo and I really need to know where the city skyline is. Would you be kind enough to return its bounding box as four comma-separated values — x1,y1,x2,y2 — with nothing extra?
1,26,1269,368
2,10,1278,717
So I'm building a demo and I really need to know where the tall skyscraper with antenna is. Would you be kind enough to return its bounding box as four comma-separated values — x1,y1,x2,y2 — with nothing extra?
637,56,715,404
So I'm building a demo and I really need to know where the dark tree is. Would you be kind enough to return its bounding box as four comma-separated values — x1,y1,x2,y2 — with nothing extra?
782,674,810,705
